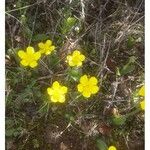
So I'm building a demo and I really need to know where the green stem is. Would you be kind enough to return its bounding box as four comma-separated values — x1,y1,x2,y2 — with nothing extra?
125,109,141,118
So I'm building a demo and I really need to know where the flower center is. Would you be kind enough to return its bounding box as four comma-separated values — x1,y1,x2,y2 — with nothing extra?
72,55,80,64
25,54,35,63
83,82,91,93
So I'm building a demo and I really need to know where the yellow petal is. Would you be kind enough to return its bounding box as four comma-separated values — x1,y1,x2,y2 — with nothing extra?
77,84,83,92
67,55,72,61
39,49,45,54
108,146,117,150
45,51,51,55
47,88,53,95
140,100,145,110
82,91,91,98
27,46,34,54
80,75,88,85
38,42,44,49
91,85,99,94
69,61,75,66
52,81,60,89
80,54,85,61
18,50,26,59
34,52,41,60
77,62,82,67
20,60,28,66
138,85,145,97
46,40,52,46
51,95,58,102
29,61,38,68
89,77,98,85
61,86,68,94
58,96,66,103
73,50,80,56
49,46,55,51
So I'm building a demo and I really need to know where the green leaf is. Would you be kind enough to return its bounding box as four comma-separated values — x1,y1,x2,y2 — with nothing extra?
68,68,81,81
32,34,49,42
120,56,136,75
127,36,135,48
120,65,135,75
49,53,59,66
20,15,27,25
67,17,77,26
61,17,77,34
96,139,108,150
111,115,126,126
128,56,136,63
6,128,16,137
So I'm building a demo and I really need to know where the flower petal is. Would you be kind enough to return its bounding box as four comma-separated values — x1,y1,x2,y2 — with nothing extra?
108,146,117,150
82,91,91,98
45,51,51,55
29,61,38,68
77,84,83,92
138,85,145,97
140,100,145,110
77,62,82,67
49,46,55,51
89,77,98,85
52,81,60,89
69,61,75,66
47,88,53,95
18,50,26,59
91,85,99,94
61,86,68,94
58,95,66,103
20,60,28,66
27,46,35,54
38,42,44,49
34,52,41,60
80,54,85,61
80,75,88,85
51,95,58,102
67,55,72,61
39,49,45,54
73,50,80,56
46,40,52,46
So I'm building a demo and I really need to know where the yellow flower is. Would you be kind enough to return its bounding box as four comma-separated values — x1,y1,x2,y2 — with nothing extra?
77,75,99,98
108,146,117,150
47,81,68,103
18,46,41,68
138,85,145,97
38,40,55,55
140,100,145,110
66,50,85,67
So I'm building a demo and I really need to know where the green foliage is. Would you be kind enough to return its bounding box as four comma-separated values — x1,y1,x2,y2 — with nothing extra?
20,15,32,38
127,36,136,49
48,53,60,67
5,0,144,149
68,68,82,81
6,118,23,138
61,17,78,34
119,56,136,76
32,34,50,42
111,115,126,126
96,139,108,150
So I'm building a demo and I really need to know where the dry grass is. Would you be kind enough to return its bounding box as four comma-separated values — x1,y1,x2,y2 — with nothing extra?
6,0,144,149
